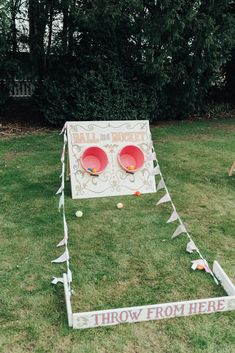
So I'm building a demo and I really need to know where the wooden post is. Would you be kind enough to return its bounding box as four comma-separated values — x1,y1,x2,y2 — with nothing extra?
66,151,70,181
63,273,73,327
228,161,235,176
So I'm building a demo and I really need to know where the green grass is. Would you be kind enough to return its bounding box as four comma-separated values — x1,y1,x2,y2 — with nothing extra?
0,119,235,353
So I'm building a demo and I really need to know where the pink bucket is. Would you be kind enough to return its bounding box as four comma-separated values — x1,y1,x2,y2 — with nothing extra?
118,145,145,173
81,147,108,175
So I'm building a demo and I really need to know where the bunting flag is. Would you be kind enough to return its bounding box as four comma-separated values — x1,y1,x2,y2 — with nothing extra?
57,237,67,247
58,193,65,211
56,185,63,195
52,126,73,290
59,123,67,135
51,276,64,284
146,152,156,161
156,179,165,192
51,249,69,263
152,145,219,285
191,259,210,273
172,224,187,239
186,240,198,253
151,165,160,176
157,193,171,205
167,210,178,224
67,268,72,283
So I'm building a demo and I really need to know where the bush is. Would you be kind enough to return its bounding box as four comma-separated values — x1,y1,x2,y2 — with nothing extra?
35,64,160,125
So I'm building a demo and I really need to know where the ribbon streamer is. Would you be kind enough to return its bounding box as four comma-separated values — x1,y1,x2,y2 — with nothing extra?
167,210,178,223
172,224,187,239
157,193,171,205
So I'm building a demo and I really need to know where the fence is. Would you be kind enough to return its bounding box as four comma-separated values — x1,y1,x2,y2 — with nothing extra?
0,79,37,98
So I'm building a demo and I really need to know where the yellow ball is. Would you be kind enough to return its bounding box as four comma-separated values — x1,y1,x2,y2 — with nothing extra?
117,203,124,209
128,165,135,171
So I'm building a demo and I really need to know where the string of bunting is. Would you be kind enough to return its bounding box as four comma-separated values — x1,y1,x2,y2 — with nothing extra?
150,145,219,285
51,123,73,290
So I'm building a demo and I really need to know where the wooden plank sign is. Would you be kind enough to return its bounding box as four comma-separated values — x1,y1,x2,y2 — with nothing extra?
66,121,156,199
72,295,235,329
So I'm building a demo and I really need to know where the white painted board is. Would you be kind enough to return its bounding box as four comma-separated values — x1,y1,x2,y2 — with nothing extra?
66,121,156,199
72,295,235,329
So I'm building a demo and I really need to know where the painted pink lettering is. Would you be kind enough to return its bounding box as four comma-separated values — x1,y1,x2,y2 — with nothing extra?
111,311,119,323
189,302,198,315
93,314,100,325
147,307,154,319
101,312,110,325
128,309,142,321
207,300,216,312
217,300,225,311
120,311,128,322
174,304,185,316
155,306,164,318
198,301,207,313
164,305,173,317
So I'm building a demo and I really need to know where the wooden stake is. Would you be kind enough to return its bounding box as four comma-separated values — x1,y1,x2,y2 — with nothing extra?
228,161,235,176
66,152,70,181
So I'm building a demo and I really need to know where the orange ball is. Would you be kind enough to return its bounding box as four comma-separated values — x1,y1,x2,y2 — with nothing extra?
92,168,97,173
128,165,135,171
135,191,141,196
196,264,204,270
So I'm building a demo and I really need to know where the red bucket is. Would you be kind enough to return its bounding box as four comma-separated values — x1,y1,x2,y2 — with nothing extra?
81,147,108,175
118,145,145,173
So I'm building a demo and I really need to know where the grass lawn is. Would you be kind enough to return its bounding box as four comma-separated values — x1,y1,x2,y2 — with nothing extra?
0,118,235,353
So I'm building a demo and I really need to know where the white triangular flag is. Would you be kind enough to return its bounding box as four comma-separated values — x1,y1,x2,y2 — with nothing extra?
67,268,72,283
51,277,64,284
191,259,210,273
186,240,198,253
157,193,171,205
146,152,156,161
167,210,178,223
58,193,64,211
51,249,69,263
151,165,160,176
156,179,165,192
56,185,63,195
59,123,67,135
172,224,187,239
56,237,67,247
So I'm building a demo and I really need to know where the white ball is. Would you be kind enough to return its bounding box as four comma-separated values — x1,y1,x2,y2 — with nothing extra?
117,203,124,209
75,210,83,218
